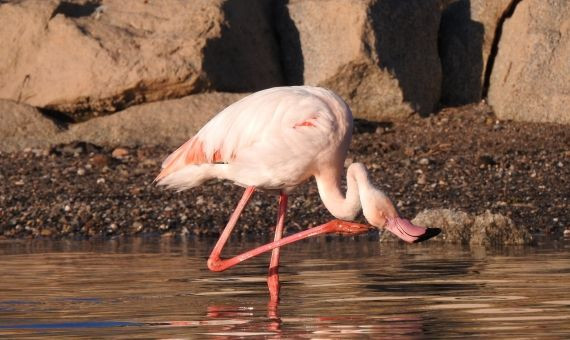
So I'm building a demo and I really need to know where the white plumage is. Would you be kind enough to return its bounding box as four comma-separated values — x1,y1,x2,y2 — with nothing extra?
157,86,352,192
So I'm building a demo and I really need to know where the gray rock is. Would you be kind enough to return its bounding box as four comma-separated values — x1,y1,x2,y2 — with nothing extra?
380,208,533,245
0,0,281,121
488,0,570,124
277,0,441,119
0,99,60,152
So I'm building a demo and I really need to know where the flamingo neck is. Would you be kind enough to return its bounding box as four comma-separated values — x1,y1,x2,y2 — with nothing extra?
315,162,376,221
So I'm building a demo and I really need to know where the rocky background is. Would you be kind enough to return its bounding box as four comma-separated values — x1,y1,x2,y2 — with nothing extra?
0,0,568,241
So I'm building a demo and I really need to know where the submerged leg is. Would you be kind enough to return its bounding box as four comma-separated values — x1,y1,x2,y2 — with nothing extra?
207,186,256,271
268,193,288,302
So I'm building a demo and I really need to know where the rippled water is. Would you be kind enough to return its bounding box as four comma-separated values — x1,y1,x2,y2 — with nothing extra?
1,236,569,338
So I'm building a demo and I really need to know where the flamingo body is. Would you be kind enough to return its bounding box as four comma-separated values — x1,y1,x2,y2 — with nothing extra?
157,86,351,193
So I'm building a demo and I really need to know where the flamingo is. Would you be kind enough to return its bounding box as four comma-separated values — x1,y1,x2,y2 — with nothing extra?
156,86,440,302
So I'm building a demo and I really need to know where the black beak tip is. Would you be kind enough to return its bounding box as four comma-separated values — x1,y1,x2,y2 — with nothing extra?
413,227,441,243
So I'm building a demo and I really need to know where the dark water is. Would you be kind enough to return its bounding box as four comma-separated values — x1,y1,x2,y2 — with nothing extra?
1,236,569,339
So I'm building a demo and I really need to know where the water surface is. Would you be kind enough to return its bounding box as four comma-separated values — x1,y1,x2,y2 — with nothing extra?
1,237,569,338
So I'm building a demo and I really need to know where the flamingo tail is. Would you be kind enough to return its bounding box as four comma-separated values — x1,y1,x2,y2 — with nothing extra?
156,164,228,192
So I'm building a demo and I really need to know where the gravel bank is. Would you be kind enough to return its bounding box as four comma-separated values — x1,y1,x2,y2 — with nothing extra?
1,103,568,240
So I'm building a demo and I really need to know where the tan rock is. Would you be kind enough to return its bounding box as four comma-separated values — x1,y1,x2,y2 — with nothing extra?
488,0,570,124
111,147,129,159
277,0,441,119
320,59,413,121
380,209,533,245
0,0,281,121
59,92,248,147
439,0,516,105
0,99,60,152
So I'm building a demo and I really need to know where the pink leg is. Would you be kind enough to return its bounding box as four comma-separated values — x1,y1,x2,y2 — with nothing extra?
208,219,371,272
207,186,255,271
268,193,288,302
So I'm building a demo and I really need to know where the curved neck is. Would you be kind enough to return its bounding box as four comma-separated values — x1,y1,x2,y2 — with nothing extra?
314,163,373,221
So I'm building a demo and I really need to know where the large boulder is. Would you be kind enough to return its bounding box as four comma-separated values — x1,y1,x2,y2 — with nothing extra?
276,0,441,120
488,0,570,124
380,209,533,245
0,99,61,152
59,92,247,147
0,0,282,121
439,0,516,105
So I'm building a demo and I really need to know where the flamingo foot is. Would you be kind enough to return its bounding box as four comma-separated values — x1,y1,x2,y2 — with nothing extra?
384,218,441,243
327,219,371,236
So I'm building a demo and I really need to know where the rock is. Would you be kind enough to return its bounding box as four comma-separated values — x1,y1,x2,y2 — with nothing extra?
418,158,430,165
201,0,283,92
111,148,129,159
276,0,441,119
470,211,532,246
50,141,102,156
488,0,570,124
417,173,427,185
380,209,533,245
89,154,110,168
0,99,60,152
0,0,282,121
320,59,414,121
439,0,516,105
59,92,247,147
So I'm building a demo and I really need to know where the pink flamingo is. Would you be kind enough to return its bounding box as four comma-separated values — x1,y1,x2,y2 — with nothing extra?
156,86,440,302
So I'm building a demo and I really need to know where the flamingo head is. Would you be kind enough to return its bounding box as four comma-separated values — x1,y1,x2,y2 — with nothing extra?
362,190,441,243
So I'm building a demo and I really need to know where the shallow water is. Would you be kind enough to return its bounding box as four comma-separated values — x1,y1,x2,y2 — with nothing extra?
1,236,569,339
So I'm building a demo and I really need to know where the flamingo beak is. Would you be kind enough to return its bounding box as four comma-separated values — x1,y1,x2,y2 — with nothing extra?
384,217,441,243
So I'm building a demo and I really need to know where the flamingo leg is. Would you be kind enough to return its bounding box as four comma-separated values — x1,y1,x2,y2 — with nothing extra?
207,186,256,271
207,218,371,272
268,193,288,302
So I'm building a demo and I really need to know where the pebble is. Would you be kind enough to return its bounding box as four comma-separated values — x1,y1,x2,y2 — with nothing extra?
112,148,129,159
108,223,118,233
77,168,86,176
564,229,570,238
64,205,71,212
90,154,110,168
418,158,430,165
131,222,143,232
417,173,427,185
14,180,24,186
96,178,105,184
40,229,53,237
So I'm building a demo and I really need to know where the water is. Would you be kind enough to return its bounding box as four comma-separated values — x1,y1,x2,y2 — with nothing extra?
1,236,569,338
